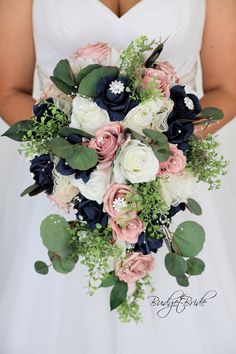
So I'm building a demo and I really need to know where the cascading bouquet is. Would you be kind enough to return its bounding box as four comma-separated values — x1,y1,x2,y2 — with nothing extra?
2,36,228,322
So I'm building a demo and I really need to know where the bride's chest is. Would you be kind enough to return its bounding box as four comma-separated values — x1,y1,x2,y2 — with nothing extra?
33,0,205,76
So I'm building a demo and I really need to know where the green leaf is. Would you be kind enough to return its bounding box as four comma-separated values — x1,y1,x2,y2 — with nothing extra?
52,256,76,274
40,215,71,255
66,145,98,170
172,221,205,257
20,184,41,197
28,185,45,197
53,59,75,87
58,126,94,139
186,257,205,275
50,137,73,159
99,272,118,288
34,261,49,275
151,145,172,162
142,129,168,145
124,128,149,145
76,64,102,86
50,76,73,95
110,280,128,311
79,66,119,98
197,107,224,121
1,120,34,141
176,275,189,287
165,252,187,277
186,198,202,216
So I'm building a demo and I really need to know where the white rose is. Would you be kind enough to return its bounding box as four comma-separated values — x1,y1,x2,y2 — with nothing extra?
151,98,174,132
160,171,197,207
113,139,159,184
123,99,163,135
54,175,79,203
70,166,111,204
70,96,109,135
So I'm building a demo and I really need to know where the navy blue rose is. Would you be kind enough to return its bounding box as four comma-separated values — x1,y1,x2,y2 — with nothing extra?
74,196,108,229
168,85,201,122
56,159,95,183
33,98,54,123
30,154,54,194
169,203,186,218
94,75,139,121
166,120,194,145
135,232,163,255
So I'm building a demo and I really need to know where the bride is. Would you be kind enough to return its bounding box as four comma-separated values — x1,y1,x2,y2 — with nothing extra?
0,1,236,353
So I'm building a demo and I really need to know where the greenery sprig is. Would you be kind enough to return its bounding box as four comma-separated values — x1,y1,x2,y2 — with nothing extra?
69,223,124,295
186,135,229,190
126,179,169,239
19,102,70,157
120,36,156,101
116,274,155,323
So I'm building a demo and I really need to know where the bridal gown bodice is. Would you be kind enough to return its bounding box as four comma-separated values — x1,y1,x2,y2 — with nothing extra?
1,1,236,354
33,0,206,88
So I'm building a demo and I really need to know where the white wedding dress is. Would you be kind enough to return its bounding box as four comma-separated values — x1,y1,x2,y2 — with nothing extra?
0,1,236,353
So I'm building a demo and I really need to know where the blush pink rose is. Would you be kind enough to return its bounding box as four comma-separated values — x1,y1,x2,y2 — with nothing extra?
103,183,137,220
73,43,111,64
115,252,155,284
89,122,125,163
142,61,177,98
47,194,70,213
158,144,187,176
110,217,144,244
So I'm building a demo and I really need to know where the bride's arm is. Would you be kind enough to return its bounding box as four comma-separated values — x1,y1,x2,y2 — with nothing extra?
0,0,36,126
199,0,236,135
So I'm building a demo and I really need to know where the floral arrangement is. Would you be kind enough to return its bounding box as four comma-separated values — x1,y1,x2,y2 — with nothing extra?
2,36,228,323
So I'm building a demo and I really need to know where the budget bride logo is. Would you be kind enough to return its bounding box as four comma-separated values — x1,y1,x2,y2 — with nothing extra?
147,289,217,318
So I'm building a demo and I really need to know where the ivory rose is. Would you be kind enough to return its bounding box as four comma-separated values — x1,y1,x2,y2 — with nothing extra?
110,217,144,244
142,61,177,97
73,43,111,64
103,183,136,220
113,139,159,184
70,96,109,135
158,144,186,176
115,252,155,284
89,122,125,163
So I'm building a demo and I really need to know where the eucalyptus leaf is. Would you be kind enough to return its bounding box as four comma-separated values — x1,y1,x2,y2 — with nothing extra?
124,128,149,145
151,145,172,162
165,252,187,277
76,64,102,86
176,275,189,287
66,145,98,170
1,120,34,141
52,256,76,274
172,221,205,257
58,126,94,139
53,59,75,86
186,257,205,275
50,137,73,159
142,129,168,145
79,66,119,98
99,272,118,288
197,107,224,121
110,280,128,311
40,215,71,255
34,261,49,275
186,198,202,216
50,76,73,95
